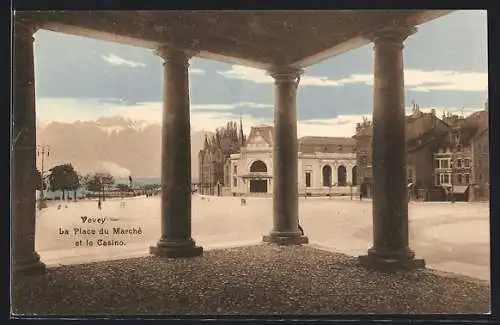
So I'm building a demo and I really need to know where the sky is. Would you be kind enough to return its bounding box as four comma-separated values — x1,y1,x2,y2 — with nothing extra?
33,10,488,137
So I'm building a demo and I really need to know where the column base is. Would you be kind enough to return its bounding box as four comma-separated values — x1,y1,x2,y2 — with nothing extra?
149,238,203,258
12,252,47,277
263,232,309,246
358,253,425,272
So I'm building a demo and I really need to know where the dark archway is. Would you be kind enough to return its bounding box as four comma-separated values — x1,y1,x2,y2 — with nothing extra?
250,160,268,193
250,160,267,173
352,165,358,186
338,165,347,186
322,165,332,187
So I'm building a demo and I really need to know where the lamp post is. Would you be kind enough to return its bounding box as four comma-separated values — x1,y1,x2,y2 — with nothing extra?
37,144,50,210
98,178,103,208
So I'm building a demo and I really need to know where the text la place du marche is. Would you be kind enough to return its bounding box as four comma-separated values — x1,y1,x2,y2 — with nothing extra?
58,216,143,247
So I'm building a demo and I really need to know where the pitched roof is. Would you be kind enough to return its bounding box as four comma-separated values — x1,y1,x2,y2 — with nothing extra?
298,136,355,146
247,125,274,146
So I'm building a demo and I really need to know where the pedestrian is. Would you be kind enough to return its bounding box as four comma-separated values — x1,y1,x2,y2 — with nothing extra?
97,199,102,210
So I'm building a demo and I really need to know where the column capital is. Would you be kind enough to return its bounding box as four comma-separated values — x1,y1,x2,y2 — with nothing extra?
365,23,417,46
154,43,199,66
268,66,303,83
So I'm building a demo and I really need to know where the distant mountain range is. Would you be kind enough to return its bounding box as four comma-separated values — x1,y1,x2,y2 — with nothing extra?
36,116,212,181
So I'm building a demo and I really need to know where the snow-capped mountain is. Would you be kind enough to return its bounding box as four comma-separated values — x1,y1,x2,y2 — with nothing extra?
36,116,213,179
94,116,151,135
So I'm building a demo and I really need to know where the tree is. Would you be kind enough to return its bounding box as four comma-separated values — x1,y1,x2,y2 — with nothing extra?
116,183,130,198
83,172,115,200
48,163,80,200
204,120,245,186
116,183,130,192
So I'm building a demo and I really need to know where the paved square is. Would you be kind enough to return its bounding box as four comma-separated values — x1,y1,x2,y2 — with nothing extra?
35,196,490,281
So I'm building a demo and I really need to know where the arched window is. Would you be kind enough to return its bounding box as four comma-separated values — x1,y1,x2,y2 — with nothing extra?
322,165,332,187
352,166,358,186
250,160,267,173
337,165,347,186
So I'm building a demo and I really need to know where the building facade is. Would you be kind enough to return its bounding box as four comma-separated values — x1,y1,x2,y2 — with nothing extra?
355,105,489,201
225,125,358,197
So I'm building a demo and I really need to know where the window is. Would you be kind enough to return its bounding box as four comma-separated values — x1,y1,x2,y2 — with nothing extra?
233,177,237,187
436,174,441,185
322,166,332,187
457,174,462,184
464,159,470,168
233,165,237,174
465,174,470,184
443,174,450,184
456,159,462,168
305,172,311,188
435,159,440,169
442,160,449,169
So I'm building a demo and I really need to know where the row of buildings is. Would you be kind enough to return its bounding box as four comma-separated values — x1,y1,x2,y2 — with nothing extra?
198,104,489,201
355,104,489,201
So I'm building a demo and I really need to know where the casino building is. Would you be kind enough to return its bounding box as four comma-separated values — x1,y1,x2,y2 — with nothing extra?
225,125,358,197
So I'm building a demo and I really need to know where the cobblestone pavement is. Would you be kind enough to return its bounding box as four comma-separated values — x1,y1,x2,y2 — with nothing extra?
12,245,490,316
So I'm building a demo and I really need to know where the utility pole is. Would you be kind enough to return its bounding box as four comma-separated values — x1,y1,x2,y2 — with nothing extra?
37,144,50,210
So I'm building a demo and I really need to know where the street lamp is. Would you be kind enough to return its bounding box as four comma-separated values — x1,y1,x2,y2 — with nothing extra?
98,178,104,208
37,144,50,210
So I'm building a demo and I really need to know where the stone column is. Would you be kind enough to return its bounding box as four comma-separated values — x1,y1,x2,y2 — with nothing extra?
12,19,46,276
263,67,308,245
359,24,425,271
149,46,202,258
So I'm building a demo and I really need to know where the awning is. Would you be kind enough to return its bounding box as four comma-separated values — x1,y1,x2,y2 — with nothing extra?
453,186,469,194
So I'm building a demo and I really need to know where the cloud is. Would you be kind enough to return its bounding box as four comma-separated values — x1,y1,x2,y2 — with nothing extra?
217,65,488,92
404,70,487,92
89,161,131,178
189,68,205,75
101,54,146,68
36,97,485,138
191,102,273,111
101,53,205,74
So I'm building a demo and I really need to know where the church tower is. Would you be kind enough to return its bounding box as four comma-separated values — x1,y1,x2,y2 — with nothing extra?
239,114,246,148
204,134,209,149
